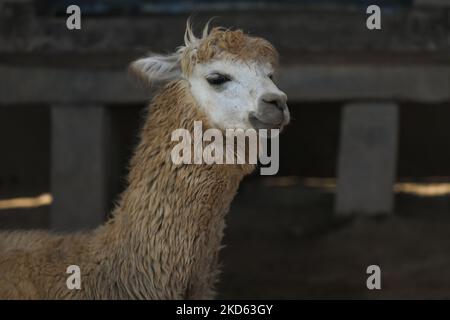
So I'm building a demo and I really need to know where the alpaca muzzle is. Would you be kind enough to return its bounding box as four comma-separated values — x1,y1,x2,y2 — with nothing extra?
249,92,290,130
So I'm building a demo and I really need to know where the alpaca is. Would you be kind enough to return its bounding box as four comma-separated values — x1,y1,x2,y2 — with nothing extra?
0,22,290,299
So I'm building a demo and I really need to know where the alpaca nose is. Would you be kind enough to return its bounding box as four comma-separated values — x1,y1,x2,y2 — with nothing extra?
249,92,289,130
260,92,287,111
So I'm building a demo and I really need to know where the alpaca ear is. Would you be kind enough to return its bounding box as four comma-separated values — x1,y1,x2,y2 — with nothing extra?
129,53,181,85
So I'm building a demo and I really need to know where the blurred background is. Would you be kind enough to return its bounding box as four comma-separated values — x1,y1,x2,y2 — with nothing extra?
1,0,450,298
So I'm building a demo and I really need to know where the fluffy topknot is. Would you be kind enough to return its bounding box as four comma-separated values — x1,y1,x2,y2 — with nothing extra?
179,20,279,74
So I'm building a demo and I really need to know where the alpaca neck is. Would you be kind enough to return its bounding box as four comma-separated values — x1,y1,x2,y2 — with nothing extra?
93,80,253,299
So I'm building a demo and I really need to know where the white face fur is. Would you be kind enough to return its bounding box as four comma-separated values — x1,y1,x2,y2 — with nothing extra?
187,59,290,131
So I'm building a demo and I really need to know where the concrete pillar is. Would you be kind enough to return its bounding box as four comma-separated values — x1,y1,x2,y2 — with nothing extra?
50,105,110,232
336,102,399,216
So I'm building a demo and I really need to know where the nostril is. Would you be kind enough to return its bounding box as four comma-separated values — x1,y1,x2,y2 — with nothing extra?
263,99,277,106
260,92,287,110
263,99,283,110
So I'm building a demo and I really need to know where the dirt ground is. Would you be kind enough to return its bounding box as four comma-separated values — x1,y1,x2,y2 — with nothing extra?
218,180,450,299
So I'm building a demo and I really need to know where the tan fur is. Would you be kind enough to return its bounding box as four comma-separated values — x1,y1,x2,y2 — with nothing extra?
180,25,279,75
0,80,254,299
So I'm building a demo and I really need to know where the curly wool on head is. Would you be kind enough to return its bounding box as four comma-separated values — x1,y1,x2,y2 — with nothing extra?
179,21,279,75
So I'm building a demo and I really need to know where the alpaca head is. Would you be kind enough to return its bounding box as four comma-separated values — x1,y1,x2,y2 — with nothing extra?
130,21,290,131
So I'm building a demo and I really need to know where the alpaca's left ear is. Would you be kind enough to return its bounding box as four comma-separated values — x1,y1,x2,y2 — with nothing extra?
129,53,181,85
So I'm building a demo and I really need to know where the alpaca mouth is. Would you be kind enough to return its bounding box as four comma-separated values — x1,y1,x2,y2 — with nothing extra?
248,112,285,130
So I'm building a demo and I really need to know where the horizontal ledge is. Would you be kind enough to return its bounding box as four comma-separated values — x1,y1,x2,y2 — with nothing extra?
2,52,450,68
0,65,449,104
280,65,450,103
0,8,449,54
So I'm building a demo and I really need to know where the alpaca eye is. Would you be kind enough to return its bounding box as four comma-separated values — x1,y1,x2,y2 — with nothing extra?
206,73,231,86
268,74,274,80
